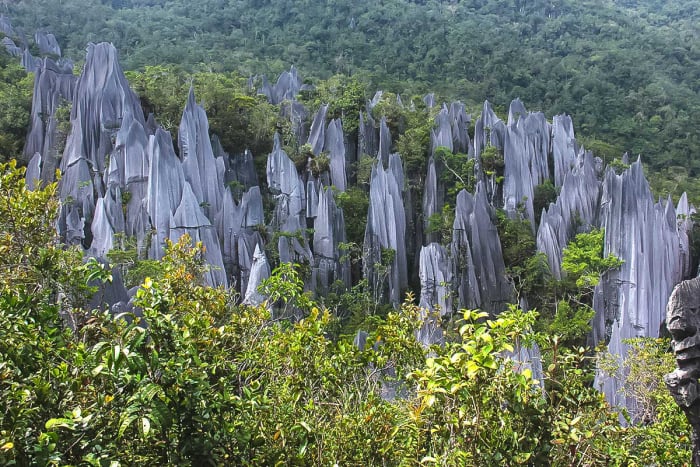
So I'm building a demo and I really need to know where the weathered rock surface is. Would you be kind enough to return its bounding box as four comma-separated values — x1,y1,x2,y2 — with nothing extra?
364,156,408,306
536,150,600,279
451,183,513,315
416,242,452,346
24,57,76,181
664,277,700,465
593,159,693,414
35,31,61,57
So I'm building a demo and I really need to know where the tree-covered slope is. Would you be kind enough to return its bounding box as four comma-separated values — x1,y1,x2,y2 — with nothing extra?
5,0,700,179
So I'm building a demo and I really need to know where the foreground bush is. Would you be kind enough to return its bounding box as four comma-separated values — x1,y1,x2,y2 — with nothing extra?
0,161,692,465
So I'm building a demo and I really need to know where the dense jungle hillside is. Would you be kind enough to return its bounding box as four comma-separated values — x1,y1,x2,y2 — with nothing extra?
4,0,700,197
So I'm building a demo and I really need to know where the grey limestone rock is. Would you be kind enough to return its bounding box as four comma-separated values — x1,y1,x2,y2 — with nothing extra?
89,187,125,258
108,110,150,249
280,100,309,145
473,100,504,160
359,111,378,160
21,49,40,72
2,37,21,57
536,150,600,279
35,31,61,57
507,98,527,126
593,159,692,415
23,57,76,179
147,129,185,259
169,182,227,288
26,152,42,190
62,42,144,178
325,118,347,191
217,139,258,193
313,186,351,294
267,134,312,265
664,277,700,465
305,176,319,219
0,15,16,38
364,157,408,306
58,43,143,247
451,183,513,315
422,156,442,244
502,109,551,229
307,104,328,156
416,242,452,346
267,133,302,196
378,116,391,166
449,101,470,155
259,66,302,105
431,105,453,153
418,242,453,316
217,183,264,294
552,115,577,187
243,244,271,306
179,87,225,220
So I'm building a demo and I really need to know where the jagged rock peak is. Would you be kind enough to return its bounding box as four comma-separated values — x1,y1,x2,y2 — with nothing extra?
179,86,225,220
593,158,692,415
35,31,61,57
552,114,577,187
536,149,600,279
452,183,513,315
243,244,271,306
507,98,527,126
307,103,328,155
364,158,408,306
325,118,347,191
259,65,303,105
62,42,144,175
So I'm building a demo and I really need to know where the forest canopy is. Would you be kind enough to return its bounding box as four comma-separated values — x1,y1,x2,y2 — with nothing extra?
4,0,700,192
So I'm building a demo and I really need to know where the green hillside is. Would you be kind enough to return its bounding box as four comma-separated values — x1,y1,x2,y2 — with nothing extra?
6,0,700,185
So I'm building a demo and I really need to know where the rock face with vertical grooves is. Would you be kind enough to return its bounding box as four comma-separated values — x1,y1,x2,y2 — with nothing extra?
449,102,470,154
325,118,347,191
503,107,550,228
431,105,453,153
364,157,407,306
422,156,441,244
259,66,302,105
473,100,505,160
307,104,328,156
23,57,76,184
378,116,391,166
552,115,577,188
451,183,513,315
147,129,184,259
267,133,312,265
313,186,350,294
0,15,16,38
169,182,227,288
416,242,452,346
62,43,144,178
243,244,271,306
358,111,378,159
418,242,452,315
3,37,22,57
593,159,693,415
35,31,61,57
536,150,601,279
